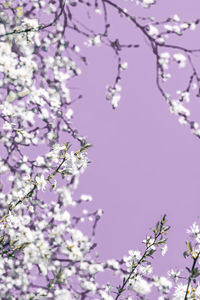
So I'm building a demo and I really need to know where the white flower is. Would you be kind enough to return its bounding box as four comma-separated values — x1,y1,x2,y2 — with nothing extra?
173,53,187,68
97,209,103,216
128,250,142,261
55,289,74,300
136,0,155,8
170,100,190,116
38,262,48,276
81,280,97,293
154,276,172,293
111,94,121,108
192,82,197,90
139,264,152,275
95,8,102,15
107,259,119,270
130,277,151,295
35,156,45,166
35,174,47,191
22,18,38,30
187,222,200,235
159,52,170,69
99,290,114,300
172,14,180,22
173,25,181,35
80,194,93,201
3,121,13,131
162,73,171,82
74,45,80,52
181,23,189,29
65,108,74,119
120,62,128,70
7,212,21,228
148,24,159,37
40,108,49,119
164,24,173,32
161,244,168,256
172,283,188,299
143,236,155,249
195,284,200,297
190,22,196,30
178,116,187,125
85,35,101,47
54,208,70,223
88,263,104,274
57,187,74,206
168,269,181,282
181,92,190,103
94,34,101,45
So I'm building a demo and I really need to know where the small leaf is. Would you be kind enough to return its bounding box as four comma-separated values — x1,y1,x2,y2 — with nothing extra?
16,6,23,18
186,241,193,254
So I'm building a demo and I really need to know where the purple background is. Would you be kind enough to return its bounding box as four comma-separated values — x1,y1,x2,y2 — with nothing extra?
71,0,200,279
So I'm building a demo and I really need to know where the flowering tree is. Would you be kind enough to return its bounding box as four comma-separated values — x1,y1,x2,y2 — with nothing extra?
0,0,200,299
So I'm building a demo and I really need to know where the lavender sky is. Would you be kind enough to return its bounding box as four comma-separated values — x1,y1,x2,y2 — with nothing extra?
70,0,200,279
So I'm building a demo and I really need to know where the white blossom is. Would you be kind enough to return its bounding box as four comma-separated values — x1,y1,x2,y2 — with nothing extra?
136,0,156,8
65,108,74,119
159,52,171,69
148,24,159,37
170,100,190,116
35,174,47,191
80,194,93,201
173,53,187,68
129,277,151,295
161,244,168,256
